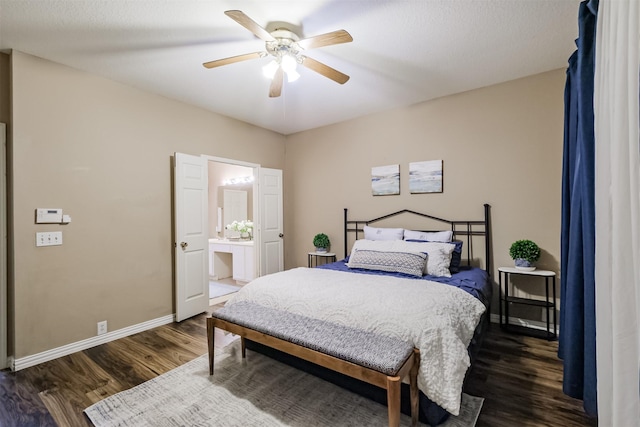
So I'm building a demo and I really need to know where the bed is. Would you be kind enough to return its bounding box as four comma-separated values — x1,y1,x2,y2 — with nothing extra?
222,204,492,426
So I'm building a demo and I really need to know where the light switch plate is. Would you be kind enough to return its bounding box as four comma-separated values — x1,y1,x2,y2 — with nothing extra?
36,231,63,247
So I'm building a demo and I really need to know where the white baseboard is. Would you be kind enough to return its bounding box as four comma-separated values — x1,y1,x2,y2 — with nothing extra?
12,314,175,371
490,313,559,334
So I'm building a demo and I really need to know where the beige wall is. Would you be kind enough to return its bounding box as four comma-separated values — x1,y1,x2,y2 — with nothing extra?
10,51,285,358
7,49,564,358
284,69,566,321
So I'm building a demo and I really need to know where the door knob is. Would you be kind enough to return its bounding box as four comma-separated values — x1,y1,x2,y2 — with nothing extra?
279,233,284,238
180,242,188,249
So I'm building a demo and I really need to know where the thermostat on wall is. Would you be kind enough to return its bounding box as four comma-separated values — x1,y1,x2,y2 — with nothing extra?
35,208,63,224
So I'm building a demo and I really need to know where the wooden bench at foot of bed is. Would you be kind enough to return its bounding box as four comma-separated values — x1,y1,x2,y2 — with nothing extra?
207,301,420,427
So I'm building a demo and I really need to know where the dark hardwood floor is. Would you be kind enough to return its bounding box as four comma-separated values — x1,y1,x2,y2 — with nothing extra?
0,308,596,427
464,328,596,427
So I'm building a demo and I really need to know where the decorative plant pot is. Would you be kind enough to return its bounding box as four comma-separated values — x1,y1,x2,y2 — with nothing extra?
240,232,252,240
316,247,327,253
515,258,536,271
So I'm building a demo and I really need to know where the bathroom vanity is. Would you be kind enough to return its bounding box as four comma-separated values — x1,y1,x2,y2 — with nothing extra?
209,239,255,283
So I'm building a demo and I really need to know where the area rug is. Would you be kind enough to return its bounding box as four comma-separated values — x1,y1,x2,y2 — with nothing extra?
85,341,483,427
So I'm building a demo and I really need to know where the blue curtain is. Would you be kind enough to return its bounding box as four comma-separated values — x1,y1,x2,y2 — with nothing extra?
559,0,598,417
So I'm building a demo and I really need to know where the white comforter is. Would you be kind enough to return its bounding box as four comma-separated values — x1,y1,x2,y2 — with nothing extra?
226,267,486,415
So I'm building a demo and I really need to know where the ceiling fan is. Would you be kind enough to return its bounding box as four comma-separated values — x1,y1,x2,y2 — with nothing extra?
203,10,353,98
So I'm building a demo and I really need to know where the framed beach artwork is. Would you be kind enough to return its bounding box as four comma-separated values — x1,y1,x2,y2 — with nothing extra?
371,164,400,196
409,160,443,194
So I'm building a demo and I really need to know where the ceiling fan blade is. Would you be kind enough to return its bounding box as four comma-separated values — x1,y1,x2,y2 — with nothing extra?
202,52,264,69
269,67,284,98
301,56,350,84
297,30,353,50
225,10,275,42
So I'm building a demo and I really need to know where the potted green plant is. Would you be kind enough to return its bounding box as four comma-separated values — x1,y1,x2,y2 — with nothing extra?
313,233,331,253
509,239,541,271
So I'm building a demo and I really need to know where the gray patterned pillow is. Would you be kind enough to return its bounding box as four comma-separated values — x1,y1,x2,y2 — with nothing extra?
346,249,427,277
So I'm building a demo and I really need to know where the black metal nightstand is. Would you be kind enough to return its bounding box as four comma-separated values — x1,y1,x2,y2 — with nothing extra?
307,252,337,267
499,267,557,340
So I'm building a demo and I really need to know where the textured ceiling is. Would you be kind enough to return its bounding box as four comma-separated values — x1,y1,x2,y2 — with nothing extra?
0,0,580,135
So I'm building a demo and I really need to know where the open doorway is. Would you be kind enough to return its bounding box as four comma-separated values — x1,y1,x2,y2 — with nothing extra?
174,153,281,320
207,158,256,305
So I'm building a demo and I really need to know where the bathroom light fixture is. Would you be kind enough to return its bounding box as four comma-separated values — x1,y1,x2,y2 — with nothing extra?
223,175,255,186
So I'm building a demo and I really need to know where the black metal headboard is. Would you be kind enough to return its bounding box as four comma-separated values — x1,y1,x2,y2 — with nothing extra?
343,204,492,276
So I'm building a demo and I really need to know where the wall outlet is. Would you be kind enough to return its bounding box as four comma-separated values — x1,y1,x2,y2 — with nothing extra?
97,320,108,335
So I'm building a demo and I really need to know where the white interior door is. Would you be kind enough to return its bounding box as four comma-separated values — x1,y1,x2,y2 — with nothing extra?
174,152,209,322
259,168,284,276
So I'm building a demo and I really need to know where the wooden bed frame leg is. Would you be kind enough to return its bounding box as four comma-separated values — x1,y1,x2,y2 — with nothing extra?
386,375,401,427
241,336,246,358
410,349,420,427
206,317,215,375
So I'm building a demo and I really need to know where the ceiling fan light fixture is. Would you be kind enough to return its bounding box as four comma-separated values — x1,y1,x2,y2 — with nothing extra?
204,10,353,97
286,69,300,83
281,54,297,74
262,60,279,79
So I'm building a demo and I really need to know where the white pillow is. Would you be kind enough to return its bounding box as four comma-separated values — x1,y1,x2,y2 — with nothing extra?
403,229,453,242
388,240,454,277
348,239,454,277
363,225,404,241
